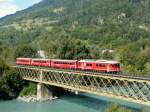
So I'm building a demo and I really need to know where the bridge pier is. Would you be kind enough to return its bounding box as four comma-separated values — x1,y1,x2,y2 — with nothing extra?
37,83,53,101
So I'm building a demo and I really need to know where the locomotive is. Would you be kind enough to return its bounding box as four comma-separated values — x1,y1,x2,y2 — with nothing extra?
16,58,121,73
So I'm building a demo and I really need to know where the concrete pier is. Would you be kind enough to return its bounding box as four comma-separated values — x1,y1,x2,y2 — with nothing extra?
37,83,53,101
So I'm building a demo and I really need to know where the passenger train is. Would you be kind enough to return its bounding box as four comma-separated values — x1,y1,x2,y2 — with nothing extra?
16,58,121,73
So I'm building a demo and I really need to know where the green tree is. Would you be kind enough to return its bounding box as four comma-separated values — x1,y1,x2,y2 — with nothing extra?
73,39,91,59
15,44,37,58
56,37,74,59
0,69,24,99
19,83,36,96
0,58,9,76
102,51,113,60
56,38,91,59
0,58,24,100
144,63,150,74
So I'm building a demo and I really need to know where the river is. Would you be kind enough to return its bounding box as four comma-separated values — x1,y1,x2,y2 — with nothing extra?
0,93,149,112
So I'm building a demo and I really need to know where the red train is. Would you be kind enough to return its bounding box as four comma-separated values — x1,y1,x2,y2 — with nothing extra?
16,58,121,73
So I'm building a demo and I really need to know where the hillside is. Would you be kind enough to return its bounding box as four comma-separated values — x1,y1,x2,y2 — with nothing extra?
0,0,150,44
0,0,150,74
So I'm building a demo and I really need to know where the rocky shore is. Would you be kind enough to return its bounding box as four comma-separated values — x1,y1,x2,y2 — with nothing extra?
17,96,58,103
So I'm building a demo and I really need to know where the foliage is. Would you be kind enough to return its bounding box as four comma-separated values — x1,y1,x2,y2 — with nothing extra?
0,58,24,100
106,104,133,112
14,44,38,58
0,58,9,75
19,83,36,96
56,37,91,59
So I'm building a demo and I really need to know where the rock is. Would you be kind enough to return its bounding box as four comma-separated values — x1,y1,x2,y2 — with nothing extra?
17,95,58,103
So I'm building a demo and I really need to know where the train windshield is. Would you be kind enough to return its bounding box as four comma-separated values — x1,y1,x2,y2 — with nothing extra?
112,64,120,67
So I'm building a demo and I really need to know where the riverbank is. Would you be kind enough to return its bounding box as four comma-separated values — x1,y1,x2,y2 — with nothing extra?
17,95,58,103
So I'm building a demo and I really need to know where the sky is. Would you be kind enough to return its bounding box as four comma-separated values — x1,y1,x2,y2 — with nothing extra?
0,0,42,18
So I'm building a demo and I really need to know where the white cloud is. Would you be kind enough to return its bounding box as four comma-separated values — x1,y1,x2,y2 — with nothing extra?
0,0,18,18
0,0,13,3
0,0,42,18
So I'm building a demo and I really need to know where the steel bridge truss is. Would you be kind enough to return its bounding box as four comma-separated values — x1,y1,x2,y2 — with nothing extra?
14,66,150,105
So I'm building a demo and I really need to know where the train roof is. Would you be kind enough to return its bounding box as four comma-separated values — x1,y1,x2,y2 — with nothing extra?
51,59,78,62
16,58,32,60
32,58,50,60
96,60,120,64
79,59,96,61
79,59,120,64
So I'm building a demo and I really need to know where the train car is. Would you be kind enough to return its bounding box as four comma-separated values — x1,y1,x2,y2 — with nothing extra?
16,58,32,65
31,58,51,67
16,58,121,73
51,59,78,69
78,60,120,73
95,60,120,73
77,59,96,70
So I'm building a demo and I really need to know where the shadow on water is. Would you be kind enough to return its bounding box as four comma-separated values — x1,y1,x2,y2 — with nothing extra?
47,86,149,111
60,92,141,112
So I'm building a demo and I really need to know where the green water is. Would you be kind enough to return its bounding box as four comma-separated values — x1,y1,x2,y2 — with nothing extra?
0,94,148,112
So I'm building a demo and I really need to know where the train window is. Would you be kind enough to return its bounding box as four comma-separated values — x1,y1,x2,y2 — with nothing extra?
110,64,113,67
21,60,30,62
34,60,40,63
117,64,120,67
115,64,119,67
96,64,101,67
96,64,105,67
112,64,119,67
54,61,74,65
40,61,43,63
86,64,92,66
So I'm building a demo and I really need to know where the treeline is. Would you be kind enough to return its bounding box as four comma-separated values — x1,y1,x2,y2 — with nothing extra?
0,58,24,100
1,35,149,76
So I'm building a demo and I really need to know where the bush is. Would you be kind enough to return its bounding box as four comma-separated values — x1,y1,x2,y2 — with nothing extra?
19,83,36,96
0,58,24,99
14,44,37,58
106,104,133,112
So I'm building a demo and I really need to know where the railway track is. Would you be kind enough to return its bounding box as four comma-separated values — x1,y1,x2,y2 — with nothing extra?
13,65,150,81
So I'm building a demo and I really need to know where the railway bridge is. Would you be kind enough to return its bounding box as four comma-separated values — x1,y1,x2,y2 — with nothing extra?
13,66,150,106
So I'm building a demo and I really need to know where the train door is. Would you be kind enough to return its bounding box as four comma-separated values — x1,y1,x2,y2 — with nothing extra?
107,64,110,72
